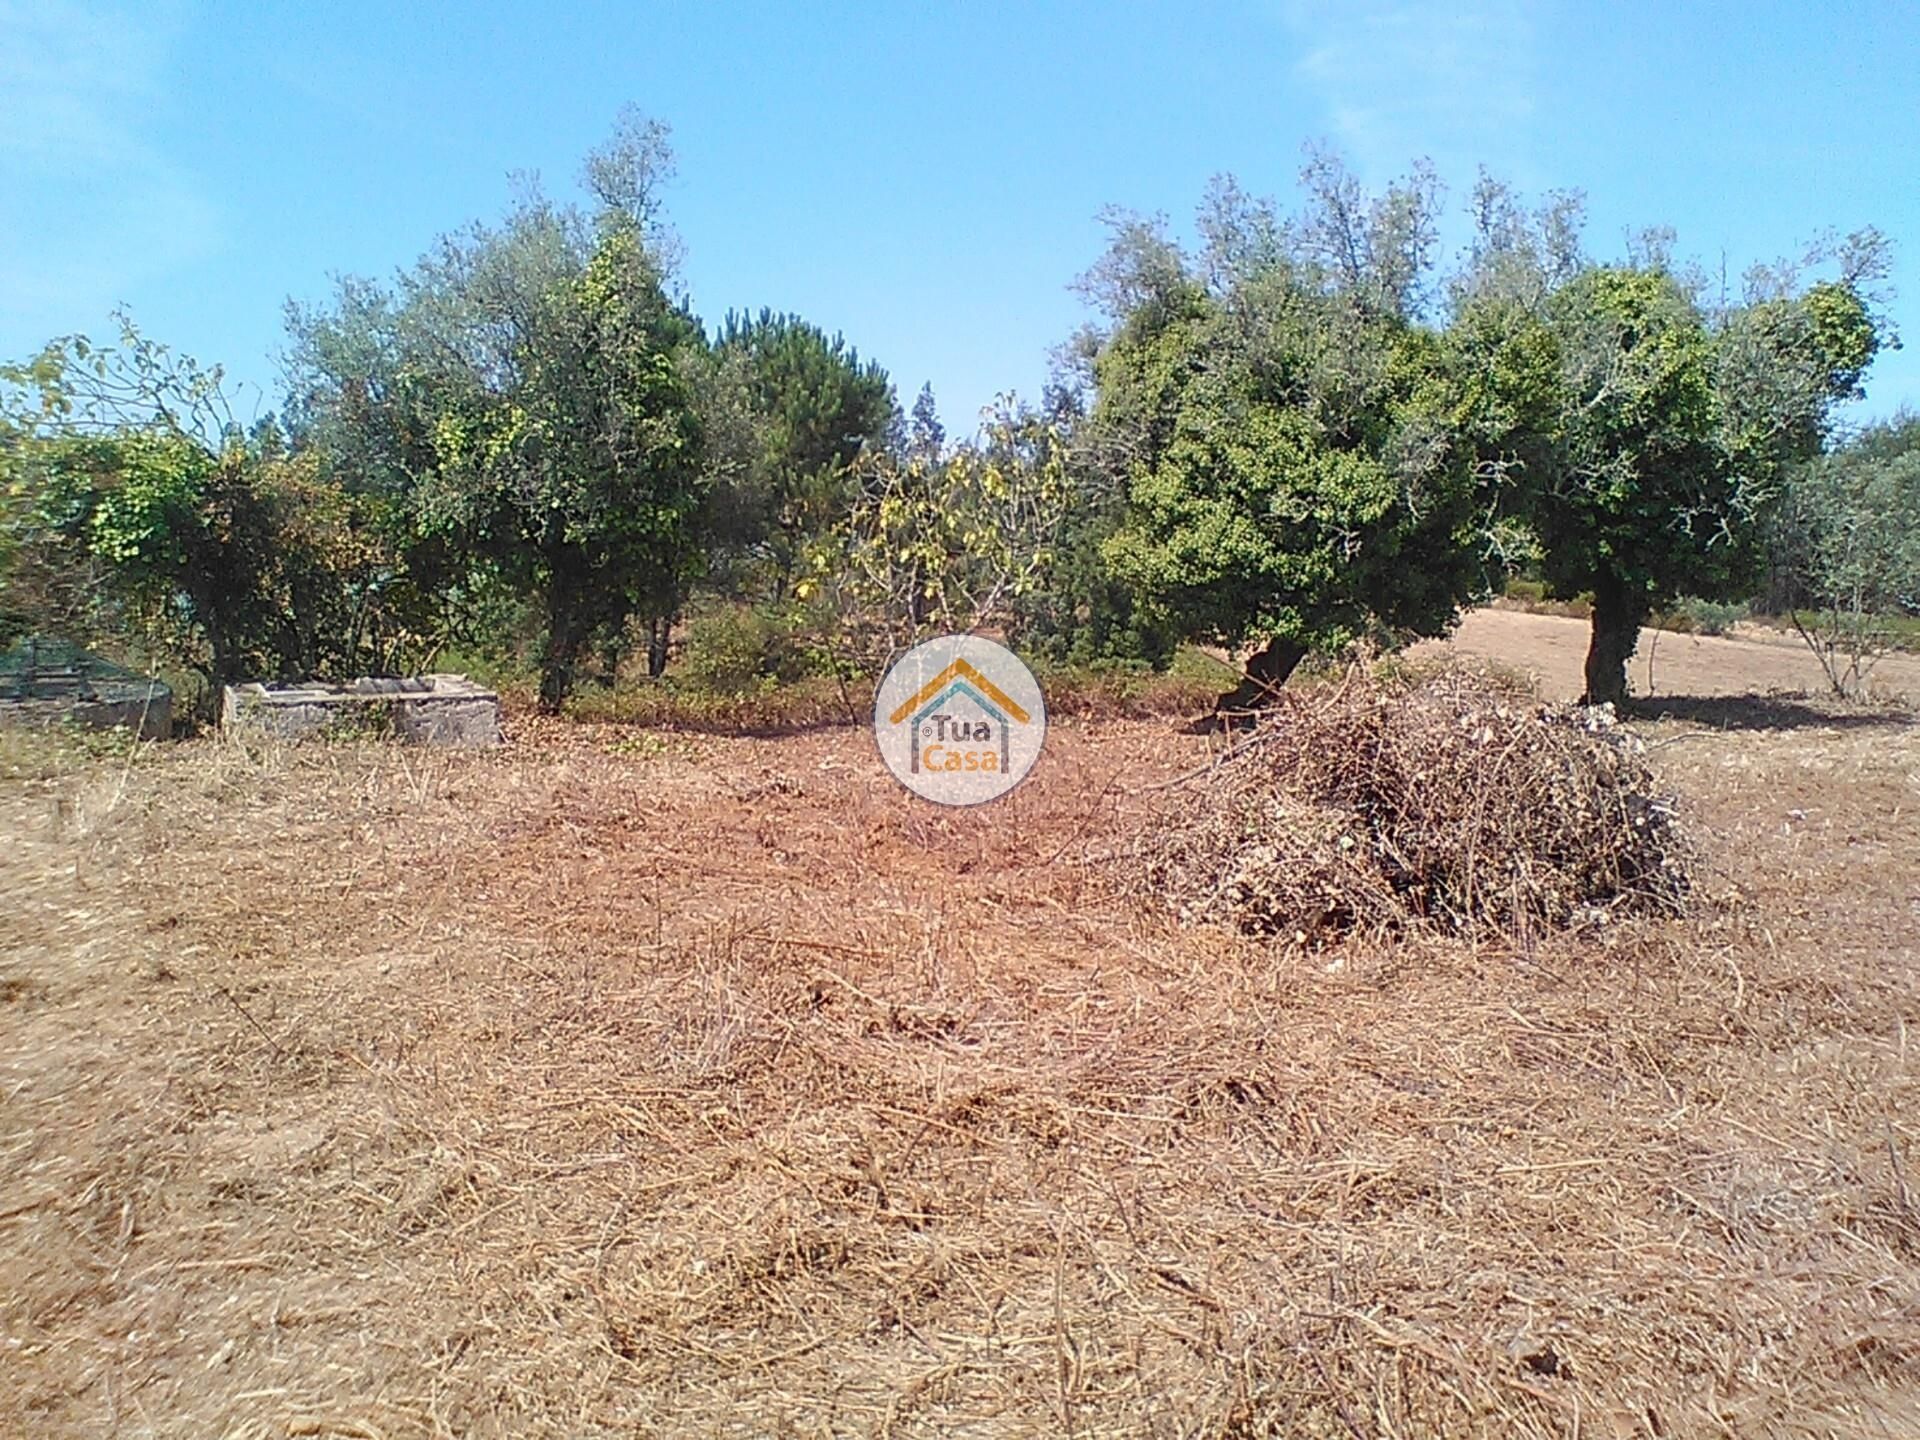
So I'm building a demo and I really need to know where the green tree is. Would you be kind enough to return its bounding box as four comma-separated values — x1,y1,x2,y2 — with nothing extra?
1772,414,1920,694
1,322,405,698
712,309,895,589
1083,159,1489,704
817,400,1072,663
1004,385,1180,669
906,383,944,462
1532,267,1732,705
1453,184,1888,705
286,113,713,711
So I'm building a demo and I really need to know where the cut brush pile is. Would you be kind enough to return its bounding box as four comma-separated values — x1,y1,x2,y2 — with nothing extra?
1143,668,1689,940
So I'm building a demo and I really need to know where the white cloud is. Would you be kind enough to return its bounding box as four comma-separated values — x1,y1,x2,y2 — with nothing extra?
1280,0,1541,186
0,0,219,345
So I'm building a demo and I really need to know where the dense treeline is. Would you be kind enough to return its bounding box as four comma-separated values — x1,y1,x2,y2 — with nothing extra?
1,115,1910,717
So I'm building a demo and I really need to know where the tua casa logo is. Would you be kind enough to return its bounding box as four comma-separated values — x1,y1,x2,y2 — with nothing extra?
873,635,1046,805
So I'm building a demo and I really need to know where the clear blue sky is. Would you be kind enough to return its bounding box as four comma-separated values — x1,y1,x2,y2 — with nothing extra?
4,0,1916,435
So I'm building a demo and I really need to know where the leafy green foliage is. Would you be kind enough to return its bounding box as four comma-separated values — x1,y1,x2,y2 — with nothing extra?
286,116,712,711
780,382,1143,674
1,327,417,703
1006,494,1179,669
1082,162,1490,695
1529,268,1734,620
712,310,894,589
4,133,1898,730
677,600,825,695
1772,414,1920,693
1452,191,1890,704
818,403,1074,664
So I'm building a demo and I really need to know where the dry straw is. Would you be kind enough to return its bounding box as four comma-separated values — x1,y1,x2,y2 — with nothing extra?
4,679,1918,1438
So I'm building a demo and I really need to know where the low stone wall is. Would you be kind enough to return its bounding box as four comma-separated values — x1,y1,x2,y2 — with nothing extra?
222,675,502,747
0,685,172,741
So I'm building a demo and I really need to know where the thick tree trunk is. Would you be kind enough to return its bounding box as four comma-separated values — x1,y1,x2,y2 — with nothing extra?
1216,637,1308,714
206,616,243,694
1581,571,1648,709
537,637,579,715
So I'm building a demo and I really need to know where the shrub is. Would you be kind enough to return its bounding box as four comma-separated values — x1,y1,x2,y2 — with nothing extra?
677,602,824,696
1497,578,1594,619
1656,597,1748,636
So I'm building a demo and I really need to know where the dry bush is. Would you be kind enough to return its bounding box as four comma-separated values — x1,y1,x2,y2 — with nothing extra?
1142,668,1689,940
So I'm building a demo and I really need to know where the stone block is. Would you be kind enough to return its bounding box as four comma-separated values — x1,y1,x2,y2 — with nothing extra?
222,675,502,746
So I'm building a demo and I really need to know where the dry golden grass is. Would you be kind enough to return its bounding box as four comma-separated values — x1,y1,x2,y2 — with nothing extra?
2,683,1919,1437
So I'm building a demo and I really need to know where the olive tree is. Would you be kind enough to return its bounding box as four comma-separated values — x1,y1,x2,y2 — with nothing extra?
1451,180,1887,705
286,114,712,711
1772,415,1920,695
1082,158,1491,706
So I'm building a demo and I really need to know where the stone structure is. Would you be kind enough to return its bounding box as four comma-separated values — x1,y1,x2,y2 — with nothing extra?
222,675,502,746
0,638,172,741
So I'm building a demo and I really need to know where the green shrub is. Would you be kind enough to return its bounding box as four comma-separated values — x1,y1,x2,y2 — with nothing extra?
1008,504,1182,672
1497,578,1593,619
433,646,539,701
1655,596,1748,636
677,602,825,695
1033,649,1223,718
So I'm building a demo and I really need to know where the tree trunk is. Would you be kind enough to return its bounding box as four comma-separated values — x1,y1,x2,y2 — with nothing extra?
591,625,623,689
1217,637,1308,714
1581,571,1648,708
205,613,243,694
539,581,588,715
646,615,671,678
538,637,578,715
205,628,240,726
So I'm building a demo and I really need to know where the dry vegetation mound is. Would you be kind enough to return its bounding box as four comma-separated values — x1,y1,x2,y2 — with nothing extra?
1144,669,1689,939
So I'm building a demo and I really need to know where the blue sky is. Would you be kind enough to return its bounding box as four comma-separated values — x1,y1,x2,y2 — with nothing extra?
3,0,1915,435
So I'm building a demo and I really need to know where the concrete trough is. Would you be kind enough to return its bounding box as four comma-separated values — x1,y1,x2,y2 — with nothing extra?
0,679,172,741
222,674,502,746
0,638,172,741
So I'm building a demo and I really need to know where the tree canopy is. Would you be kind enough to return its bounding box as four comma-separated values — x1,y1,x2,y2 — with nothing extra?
1451,186,1888,703
1771,412,1920,693
0,123,1900,721
286,120,713,710
1081,162,1493,700
712,309,895,587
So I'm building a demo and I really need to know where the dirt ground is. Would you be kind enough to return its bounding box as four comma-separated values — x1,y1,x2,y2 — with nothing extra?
3,627,1919,1437
1418,609,1920,704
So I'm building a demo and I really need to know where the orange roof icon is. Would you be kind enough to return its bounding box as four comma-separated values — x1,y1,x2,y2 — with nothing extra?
888,657,1032,726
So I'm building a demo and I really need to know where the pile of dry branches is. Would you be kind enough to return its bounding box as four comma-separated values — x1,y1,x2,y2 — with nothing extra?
1143,668,1689,940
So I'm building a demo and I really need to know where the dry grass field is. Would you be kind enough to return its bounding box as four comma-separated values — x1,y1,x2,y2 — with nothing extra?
4,615,1919,1438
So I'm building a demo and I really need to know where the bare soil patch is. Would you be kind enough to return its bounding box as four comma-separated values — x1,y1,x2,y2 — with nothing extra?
1423,608,1920,704
3,676,1919,1436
